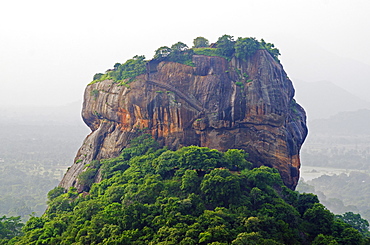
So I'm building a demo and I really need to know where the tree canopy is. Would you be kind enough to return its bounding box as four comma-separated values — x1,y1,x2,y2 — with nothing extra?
7,135,369,244
234,37,260,60
193,37,210,48
90,34,282,85
216,34,235,58
90,55,146,85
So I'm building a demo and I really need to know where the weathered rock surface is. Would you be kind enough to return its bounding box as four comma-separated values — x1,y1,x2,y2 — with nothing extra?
59,50,307,190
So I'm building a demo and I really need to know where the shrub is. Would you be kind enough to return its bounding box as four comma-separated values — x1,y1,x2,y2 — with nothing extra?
89,55,146,85
216,34,235,59
47,187,65,202
193,48,219,57
193,37,209,48
235,37,260,60
90,89,99,100
93,73,104,81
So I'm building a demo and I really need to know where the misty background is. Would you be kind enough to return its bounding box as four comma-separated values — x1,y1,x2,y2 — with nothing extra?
1,0,370,219
1,0,370,109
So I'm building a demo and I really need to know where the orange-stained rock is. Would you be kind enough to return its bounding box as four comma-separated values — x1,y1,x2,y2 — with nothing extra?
59,50,307,191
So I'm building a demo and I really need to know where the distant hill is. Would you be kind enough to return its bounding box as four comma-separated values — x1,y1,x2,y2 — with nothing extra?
292,79,370,121
0,101,89,165
309,109,370,135
277,36,370,103
300,109,370,172
0,101,86,126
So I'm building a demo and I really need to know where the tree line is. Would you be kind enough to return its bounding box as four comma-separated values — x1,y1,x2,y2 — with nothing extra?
2,134,369,244
90,34,281,85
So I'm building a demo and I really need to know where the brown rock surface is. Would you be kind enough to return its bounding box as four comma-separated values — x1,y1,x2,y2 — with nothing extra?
59,50,307,190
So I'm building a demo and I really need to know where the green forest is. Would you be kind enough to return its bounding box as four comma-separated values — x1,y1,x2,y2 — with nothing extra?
2,135,369,244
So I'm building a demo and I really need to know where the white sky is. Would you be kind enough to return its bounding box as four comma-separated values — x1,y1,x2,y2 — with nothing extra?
1,0,369,106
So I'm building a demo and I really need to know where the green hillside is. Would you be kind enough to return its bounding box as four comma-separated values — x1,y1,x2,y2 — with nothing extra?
2,135,368,244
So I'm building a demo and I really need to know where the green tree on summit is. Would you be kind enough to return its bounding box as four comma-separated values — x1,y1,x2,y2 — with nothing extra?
260,38,281,61
171,41,188,52
216,34,235,58
154,42,194,66
193,36,209,48
154,46,172,60
235,37,260,60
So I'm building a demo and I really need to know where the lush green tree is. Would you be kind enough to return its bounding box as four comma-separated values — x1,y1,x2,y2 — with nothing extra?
260,39,281,61
243,216,294,243
231,232,283,245
77,161,101,191
118,55,146,81
303,203,335,237
21,216,46,233
179,146,223,171
339,227,364,245
296,193,320,215
104,185,125,203
249,187,268,210
336,212,370,236
121,133,161,160
312,234,338,245
171,42,189,52
154,150,180,178
166,42,194,66
181,170,201,194
243,166,283,189
154,42,193,66
93,73,104,81
47,186,65,202
46,194,72,215
154,46,172,60
100,156,129,179
113,62,121,69
223,149,251,170
193,37,209,48
200,169,241,207
0,216,23,240
102,55,146,83
216,34,235,59
234,37,260,60
124,174,164,204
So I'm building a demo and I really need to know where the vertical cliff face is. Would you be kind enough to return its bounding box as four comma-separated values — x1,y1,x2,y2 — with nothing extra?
59,50,307,190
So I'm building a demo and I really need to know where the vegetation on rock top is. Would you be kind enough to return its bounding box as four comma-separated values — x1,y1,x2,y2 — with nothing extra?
89,35,281,85
89,55,146,86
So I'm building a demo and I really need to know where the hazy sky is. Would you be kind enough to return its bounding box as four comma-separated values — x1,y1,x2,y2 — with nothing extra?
1,0,369,107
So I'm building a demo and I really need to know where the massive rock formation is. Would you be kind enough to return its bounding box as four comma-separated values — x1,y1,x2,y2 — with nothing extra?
59,50,307,190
